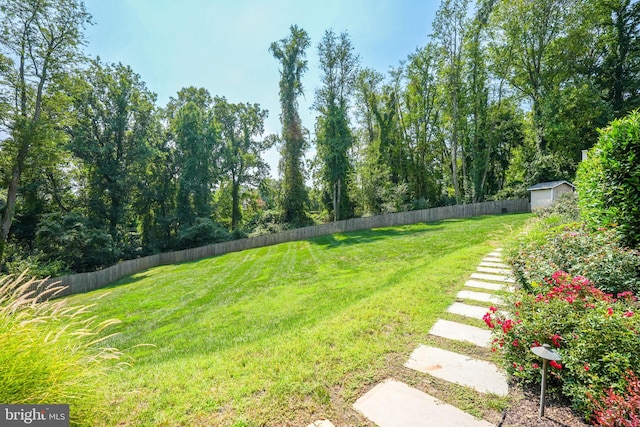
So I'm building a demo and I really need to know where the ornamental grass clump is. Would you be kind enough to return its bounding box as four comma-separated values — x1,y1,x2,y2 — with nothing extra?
0,272,125,426
484,271,640,419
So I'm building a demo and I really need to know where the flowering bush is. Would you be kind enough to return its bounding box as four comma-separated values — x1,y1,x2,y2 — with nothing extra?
508,224,640,295
590,371,640,427
484,271,640,418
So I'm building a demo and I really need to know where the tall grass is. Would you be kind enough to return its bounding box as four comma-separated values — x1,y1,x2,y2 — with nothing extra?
0,272,124,426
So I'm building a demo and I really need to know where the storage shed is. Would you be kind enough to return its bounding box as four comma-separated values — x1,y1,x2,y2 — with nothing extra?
527,181,575,210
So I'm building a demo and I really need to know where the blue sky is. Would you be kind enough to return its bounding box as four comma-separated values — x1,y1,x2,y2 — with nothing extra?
83,0,438,175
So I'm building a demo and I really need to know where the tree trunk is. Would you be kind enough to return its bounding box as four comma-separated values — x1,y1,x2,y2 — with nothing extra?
231,174,240,231
0,141,29,260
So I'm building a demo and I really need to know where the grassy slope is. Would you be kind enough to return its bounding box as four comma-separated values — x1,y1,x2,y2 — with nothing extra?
69,214,531,426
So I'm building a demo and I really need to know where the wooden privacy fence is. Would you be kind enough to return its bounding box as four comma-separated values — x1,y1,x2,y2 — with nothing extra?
39,198,530,297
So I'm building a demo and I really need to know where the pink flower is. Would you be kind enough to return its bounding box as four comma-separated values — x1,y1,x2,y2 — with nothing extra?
512,340,519,347
584,364,590,371
607,307,614,316
624,311,634,318
552,270,569,281
483,312,495,329
617,291,638,302
501,319,515,333
532,363,539,369
550,360,563,370
489,306,498,313
551,333,562,348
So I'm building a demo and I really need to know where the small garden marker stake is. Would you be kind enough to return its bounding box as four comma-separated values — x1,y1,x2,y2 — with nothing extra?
531,344,562,418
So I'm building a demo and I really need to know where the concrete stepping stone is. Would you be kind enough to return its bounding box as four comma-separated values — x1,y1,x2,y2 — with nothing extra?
307,421,335,427
457,290,503,305
354,379,494,427
465,279,506,292
471,272,515,283
482,257,503,263
477,266,511,275
479,261,508,268
447,302,491,320
487,251,503,258
494,248,503,252
405,345,509,396
429,319,492,347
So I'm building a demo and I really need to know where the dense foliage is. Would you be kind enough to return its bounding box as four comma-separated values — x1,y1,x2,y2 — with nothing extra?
1,0,639,274
576,110,640,248
499,193,640,424
591,371,640,427
509,224,640,295
484,271,640,418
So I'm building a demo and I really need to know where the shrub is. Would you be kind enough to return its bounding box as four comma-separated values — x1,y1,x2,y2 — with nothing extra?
590,371,640,427
176,217,231,249
2,245,70,278
246,209,291,237
508,224,640,295
0,273,124,425
484,271,640,418
535,192,580,225
576,110,640,248
35,212,118,272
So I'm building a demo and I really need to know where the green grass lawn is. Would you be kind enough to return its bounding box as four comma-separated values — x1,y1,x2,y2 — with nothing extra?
68,214,531,426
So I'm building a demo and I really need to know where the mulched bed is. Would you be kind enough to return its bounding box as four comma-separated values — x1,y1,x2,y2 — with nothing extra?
500,385,591,427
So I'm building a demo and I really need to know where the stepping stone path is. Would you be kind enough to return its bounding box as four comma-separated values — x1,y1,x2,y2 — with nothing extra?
404,345,509,396
447,302,493,320
471,272,515,283
353,380,494,427
457,289,503,304
429,319,492,347
477,266,511,275
351,248,515,427
465,279,507,292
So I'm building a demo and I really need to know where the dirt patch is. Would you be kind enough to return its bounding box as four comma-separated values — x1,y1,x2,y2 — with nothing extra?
500,385,590,427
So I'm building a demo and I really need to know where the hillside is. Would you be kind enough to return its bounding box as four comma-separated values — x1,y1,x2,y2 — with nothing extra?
68,214,531,426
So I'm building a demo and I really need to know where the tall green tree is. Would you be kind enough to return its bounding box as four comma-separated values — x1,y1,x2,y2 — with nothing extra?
269,25,311,225
214,96,271,230
133,112,175,252
402,44,442,204
68,60,156,249
0,0,91,260
313,30,359,221
487,0,583,154
167,87,218,227
351,68,390,215
432,0,470,203
590,0,640,117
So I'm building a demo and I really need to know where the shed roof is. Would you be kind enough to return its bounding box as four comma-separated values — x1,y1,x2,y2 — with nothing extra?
527,180,575,191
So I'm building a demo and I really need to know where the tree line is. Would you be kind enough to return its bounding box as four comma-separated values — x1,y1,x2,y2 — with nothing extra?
0,0,638,275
